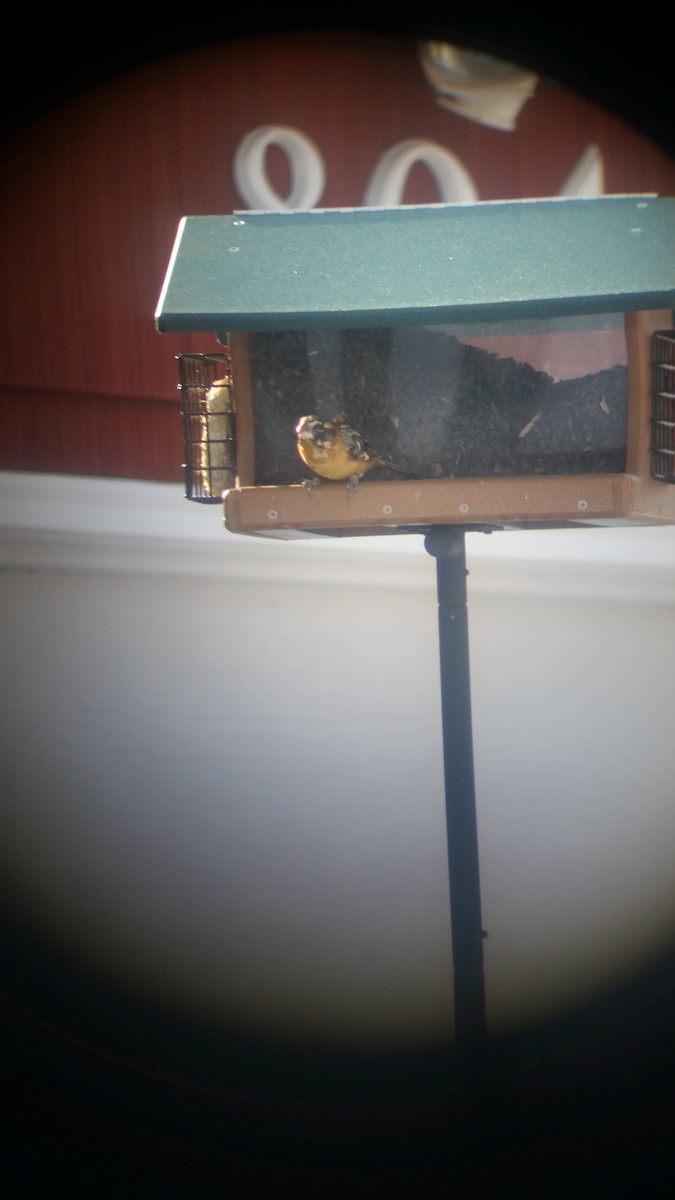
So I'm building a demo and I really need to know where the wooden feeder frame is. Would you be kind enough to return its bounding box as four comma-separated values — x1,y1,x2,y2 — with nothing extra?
225,308,673,537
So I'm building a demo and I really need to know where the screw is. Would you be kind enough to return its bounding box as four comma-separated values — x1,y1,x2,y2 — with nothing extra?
382,504,393,515
577,499,588,510
459,503,470,513
267,509,279,520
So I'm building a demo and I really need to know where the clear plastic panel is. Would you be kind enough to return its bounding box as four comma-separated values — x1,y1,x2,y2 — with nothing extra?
249,315,628,485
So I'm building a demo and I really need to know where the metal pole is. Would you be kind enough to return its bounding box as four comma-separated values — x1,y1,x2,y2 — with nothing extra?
424,526,486,1070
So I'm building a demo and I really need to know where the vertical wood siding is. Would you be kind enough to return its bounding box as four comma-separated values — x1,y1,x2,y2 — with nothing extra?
1,33,673,481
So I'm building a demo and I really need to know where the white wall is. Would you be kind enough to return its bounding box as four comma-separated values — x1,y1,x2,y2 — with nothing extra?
1,471,674,1050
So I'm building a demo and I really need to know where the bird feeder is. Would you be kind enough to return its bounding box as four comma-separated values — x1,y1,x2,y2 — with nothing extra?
155,196,675,1072
156,196,675,537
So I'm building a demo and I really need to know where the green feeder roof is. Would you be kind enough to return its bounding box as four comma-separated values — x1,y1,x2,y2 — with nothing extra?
155,196,675,333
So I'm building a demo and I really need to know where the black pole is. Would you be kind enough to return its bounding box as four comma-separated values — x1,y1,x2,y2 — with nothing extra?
424,526,486,1071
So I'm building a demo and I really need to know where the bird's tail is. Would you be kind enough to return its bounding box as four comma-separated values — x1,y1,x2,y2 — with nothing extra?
379,458,417,478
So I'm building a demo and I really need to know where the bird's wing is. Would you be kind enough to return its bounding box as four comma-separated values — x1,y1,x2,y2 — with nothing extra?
337,423,373,463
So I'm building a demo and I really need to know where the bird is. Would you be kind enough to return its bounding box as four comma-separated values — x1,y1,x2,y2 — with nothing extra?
295,414,413,493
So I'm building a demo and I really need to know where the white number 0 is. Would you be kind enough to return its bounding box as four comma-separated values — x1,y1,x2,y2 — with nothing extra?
364,138,478,205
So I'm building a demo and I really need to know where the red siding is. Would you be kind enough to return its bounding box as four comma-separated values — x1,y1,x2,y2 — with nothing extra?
1,33,674,482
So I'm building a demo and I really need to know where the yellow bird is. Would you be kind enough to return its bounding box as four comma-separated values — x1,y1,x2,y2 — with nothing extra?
295,414,412,493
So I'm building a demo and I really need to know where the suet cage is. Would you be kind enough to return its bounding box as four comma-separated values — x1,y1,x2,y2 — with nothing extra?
651,329,675,483
177,351,235,502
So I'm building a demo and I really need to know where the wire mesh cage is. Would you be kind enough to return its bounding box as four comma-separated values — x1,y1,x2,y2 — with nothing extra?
651,331,675,483
178,351,236,503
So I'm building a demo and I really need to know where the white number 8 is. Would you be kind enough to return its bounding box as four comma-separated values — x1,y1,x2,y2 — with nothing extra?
232,125,326,210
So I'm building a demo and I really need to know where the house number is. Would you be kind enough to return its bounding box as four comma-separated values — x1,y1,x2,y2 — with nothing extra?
232,124,479,209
